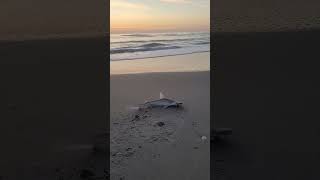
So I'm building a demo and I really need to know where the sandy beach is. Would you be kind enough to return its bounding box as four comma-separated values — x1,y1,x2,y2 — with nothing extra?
110,56,210,179
111,52,210,75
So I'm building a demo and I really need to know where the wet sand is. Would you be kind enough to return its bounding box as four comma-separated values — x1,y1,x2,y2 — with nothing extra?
110,52,210,75
110,71,210,180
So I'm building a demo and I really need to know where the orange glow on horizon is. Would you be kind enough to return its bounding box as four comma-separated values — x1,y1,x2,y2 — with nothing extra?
110,0,209,33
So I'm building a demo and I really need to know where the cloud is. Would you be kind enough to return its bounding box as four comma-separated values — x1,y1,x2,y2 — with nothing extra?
111,0,150,10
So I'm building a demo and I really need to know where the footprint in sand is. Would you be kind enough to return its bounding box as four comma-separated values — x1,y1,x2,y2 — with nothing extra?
110,107,185,180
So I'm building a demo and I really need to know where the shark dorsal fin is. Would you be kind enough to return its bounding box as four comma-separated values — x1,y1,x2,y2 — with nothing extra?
160,92,165,99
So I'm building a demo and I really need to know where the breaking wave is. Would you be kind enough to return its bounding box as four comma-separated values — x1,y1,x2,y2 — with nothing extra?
111,32,210,61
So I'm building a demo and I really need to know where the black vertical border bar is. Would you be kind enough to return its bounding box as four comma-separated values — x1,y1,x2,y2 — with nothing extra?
210,0,214,179
106,0,110,178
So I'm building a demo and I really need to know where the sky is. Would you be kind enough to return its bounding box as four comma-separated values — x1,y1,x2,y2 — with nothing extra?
2,0,320,40
111,0,210,33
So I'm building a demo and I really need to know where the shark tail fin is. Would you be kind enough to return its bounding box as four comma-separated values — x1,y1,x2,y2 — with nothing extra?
160,92,165,99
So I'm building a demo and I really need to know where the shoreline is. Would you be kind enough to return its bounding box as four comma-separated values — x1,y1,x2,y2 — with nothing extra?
110,52,210,75
111,50,210,62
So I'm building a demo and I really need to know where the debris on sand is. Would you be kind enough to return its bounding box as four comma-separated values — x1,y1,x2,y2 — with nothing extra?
156,121,165,127
131,115,140,121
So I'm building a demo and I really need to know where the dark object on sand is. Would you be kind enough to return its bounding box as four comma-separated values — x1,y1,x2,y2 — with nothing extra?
212,128,232,142
131,115,140,122
136,92,182,110
128,93,182,111
156,121,165,127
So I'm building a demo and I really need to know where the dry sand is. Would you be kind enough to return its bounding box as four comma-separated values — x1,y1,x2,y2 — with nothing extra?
110,71,210,180
110,52,210,75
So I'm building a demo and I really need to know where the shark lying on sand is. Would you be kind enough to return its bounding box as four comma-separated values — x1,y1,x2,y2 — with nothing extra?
143,92,182,108
130,92,182,110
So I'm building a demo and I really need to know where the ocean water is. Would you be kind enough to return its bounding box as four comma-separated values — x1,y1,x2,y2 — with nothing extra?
110,32,210,61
